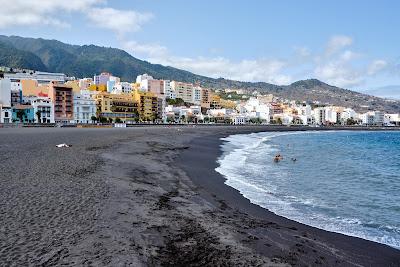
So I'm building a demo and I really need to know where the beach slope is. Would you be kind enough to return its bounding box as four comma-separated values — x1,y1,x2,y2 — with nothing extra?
0,126,399,266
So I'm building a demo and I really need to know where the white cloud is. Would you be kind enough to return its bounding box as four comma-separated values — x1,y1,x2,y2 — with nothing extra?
147,55,292,85
0,0,103,28
326,35,353,55
122,40,168,58
0,3,390,89
368,60,388,75
86,8,153,36
314,62,362,87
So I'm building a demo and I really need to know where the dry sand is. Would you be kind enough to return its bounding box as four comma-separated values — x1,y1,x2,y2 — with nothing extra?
0,126,399,266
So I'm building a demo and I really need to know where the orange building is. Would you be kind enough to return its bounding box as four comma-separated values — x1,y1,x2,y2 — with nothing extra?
21,80,49,96
48,83,73,123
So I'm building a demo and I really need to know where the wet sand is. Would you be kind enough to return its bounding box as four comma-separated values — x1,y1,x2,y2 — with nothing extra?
0,126,399,266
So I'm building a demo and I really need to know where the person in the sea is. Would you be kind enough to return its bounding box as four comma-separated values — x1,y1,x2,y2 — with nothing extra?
274,154,283,162
291,158,297,162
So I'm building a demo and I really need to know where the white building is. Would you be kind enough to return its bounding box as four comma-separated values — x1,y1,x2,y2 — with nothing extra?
0,79,11,107
112,82,133,94
0,105,12,123
107,76,121,92
341,108,357,121
31,98,55,123
374,111,384,126
79,78,93,90
136,74,154,84
73,90,96,123
232,115,246,125
384,114,400,126
207,108,227,117
163,80,175,99
243,98,270,122
4,71,66,84
192,86,202,105
325,107,338,124
360,112,375,125
313,107,326,125
295,104,312,117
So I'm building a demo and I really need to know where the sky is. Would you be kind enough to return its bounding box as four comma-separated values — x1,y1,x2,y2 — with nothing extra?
1,0,400,98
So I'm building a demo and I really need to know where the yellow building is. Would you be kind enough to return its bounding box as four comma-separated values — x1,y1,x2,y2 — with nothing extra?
210,94,222,109
89,84,107,92
132,90,158,121
95,92,138,122
220,99,236,109
132,82,141,91
65,80,81,93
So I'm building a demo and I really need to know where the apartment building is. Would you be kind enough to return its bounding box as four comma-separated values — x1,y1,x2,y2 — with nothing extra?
200,88,211,109
133,90,158,121
170,81,193,103
48,83,74,123
192,86,202,105
73,91,96,123
31,98,55,123
95,92,138,122
93,72,111,85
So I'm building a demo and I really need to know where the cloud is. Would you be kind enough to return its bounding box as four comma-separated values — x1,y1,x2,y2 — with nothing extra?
311,36,388,88
0,3,391,89
326,35,353,55
147,55,292,85
86,8,153,36
0,0,103,28
368,60,388,75
314,62,362,87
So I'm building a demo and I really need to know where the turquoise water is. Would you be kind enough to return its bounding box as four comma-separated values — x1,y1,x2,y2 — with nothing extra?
216,131,400,248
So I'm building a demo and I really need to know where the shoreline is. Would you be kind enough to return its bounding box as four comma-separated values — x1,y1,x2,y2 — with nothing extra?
177,126,400,266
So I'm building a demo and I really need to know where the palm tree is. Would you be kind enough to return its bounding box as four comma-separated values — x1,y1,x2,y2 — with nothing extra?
36,110,42,123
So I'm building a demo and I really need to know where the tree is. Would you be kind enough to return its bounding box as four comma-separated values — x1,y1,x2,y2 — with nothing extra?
180,115,186,123
108,118,113,123
166,98,185,106
276,117,283,125
250,118,261,124
346,118,358,126
16,110,25,123
115,117,122,123
91,115,97,123
35,110,41,123
99,116,108,123
204,117,210,123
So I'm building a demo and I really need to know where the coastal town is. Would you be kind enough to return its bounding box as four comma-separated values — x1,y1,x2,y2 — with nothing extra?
0,66,399,127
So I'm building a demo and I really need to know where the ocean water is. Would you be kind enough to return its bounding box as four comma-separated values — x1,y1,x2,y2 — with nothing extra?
216,131,400,248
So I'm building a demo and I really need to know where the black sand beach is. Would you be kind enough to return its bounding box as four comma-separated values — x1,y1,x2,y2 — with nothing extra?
0,126,399,266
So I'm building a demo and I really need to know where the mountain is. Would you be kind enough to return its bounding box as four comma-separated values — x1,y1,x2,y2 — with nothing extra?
0,41,47,71
0,35,399,113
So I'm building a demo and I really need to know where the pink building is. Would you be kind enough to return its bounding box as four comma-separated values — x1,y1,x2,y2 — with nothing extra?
147,80,164,98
